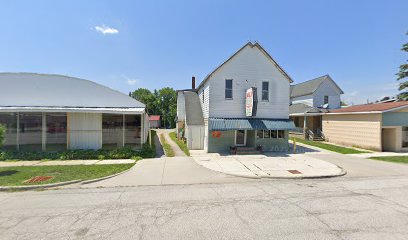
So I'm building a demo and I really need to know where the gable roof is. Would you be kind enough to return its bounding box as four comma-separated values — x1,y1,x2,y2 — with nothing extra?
289,103,329,115
184,91,204,125
0,72,145,109
149,115,160,121
328,101,408,114
290,75,344,98
197,42,293,91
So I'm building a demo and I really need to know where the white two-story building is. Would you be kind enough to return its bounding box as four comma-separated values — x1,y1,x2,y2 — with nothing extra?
289,75,344,140
177,42,295,153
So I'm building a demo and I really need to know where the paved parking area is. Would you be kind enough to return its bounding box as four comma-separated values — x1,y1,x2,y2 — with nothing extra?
191,150,344,178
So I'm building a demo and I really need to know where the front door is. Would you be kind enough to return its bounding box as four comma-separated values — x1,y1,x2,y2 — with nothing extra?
235,130,246,146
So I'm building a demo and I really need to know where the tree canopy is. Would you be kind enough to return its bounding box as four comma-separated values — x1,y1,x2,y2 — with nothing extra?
0,124,5,148
397,32,408,100
131,87,177,128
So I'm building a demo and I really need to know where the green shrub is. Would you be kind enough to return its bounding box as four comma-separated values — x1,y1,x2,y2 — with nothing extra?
0,124,5,148
0,144,156,161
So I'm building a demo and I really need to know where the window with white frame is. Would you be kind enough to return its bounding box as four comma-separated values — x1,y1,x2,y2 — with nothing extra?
262,81,269,101
277,130,285,139
225,79,233,99
256,130,285,139
324,95,329,104
271,130,277,138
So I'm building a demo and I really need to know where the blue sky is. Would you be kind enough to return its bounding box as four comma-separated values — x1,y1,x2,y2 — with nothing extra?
0,0,407,104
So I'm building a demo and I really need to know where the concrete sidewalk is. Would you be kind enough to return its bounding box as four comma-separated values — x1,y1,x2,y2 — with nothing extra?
78,156,245,188
348,152,408,158
0,159,136,167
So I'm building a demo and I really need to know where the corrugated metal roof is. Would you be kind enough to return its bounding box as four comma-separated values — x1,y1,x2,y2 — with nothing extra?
0,106,144,114
209,118,296,131
0,72,145,108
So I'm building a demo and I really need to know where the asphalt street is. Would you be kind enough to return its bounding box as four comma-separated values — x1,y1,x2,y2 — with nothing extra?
1,174,408,240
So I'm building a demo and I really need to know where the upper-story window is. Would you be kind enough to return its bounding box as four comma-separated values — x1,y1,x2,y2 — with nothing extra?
262,81,269,101
202,89,204,103
225,79,233,99
324,95,329,104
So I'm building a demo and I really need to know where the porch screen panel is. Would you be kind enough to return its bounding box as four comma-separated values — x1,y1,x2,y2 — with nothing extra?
102,114,124,149
19,113,42,151
0,113,18,150
125,115,141,149
46,113,67,151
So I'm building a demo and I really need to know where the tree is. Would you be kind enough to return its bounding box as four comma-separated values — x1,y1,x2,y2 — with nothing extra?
131,87,177,128
0,124,5,148
397,32,408,100
157,87,177,128
130,88,158,115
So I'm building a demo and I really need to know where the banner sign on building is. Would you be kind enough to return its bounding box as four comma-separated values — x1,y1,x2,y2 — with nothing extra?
245,87,258,117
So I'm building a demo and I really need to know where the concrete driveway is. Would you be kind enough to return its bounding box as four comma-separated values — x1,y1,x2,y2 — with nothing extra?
80,156,247,188
191,151,345,179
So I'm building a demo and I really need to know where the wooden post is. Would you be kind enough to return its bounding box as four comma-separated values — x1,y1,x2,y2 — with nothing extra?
293,138,296,154
303,115,307,138
149,129,152,146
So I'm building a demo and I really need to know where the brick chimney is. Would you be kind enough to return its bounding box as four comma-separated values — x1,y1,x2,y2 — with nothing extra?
192,76,196,89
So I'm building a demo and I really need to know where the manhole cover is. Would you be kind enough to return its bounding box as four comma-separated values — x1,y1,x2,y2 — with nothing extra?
24,176,54,184
288,170,302,174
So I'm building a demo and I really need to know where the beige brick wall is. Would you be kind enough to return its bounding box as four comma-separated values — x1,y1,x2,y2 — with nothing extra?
322,113,382,151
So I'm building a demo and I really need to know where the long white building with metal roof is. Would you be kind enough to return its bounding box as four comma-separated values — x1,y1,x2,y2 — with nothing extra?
0,72,149,151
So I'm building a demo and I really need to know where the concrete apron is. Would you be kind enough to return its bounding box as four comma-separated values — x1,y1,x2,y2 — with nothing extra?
78,156,248,188
191,151,346,179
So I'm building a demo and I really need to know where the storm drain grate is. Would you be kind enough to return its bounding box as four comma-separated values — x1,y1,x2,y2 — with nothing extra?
24,176,54,184
288,170,302,174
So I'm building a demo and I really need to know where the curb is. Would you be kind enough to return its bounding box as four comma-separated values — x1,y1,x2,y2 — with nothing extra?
0,179,83,192
81,168,132,184
0,166,134,191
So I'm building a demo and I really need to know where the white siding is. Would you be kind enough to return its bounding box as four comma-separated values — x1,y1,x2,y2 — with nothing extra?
202,45,290,119
198,84,210,119
143,113,149,144
69,113,102,150
313,80,341,109
291,94,313,106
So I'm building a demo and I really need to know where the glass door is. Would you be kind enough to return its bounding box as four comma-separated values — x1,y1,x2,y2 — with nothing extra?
235,130,246,146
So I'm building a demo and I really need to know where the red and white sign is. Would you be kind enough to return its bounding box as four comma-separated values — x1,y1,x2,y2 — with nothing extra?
245,87,257,117
246,88,254,116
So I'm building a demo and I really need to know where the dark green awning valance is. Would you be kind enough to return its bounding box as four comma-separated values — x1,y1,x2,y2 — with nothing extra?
209,118,296,131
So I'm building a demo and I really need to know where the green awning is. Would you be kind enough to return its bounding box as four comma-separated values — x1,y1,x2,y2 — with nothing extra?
209,118,296,131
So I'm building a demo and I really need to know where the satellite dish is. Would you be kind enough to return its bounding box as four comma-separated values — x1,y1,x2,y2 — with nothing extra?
322,103,329,109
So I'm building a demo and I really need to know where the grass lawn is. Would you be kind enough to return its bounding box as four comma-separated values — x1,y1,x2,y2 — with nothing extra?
169,132,190,156
369,156,408,164
291,138,369,154
160,133,175,157
0,164,134,186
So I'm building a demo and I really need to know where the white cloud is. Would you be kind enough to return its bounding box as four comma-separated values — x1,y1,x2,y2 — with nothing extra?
122,75,138,86
127,79,137,85
95,25,119,35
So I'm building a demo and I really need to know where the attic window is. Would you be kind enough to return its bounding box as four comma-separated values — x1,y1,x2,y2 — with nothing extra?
324,95,329,104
